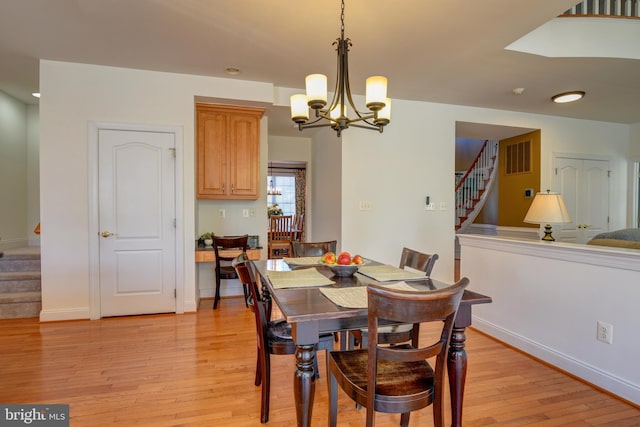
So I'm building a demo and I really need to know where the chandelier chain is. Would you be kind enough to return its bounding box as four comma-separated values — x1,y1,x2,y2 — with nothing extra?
340,0,345,39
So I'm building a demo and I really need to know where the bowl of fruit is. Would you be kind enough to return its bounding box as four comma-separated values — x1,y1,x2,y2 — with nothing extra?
319,251,365,277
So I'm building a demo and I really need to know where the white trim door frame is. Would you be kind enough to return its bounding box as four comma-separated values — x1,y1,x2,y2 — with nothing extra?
88,122,184,319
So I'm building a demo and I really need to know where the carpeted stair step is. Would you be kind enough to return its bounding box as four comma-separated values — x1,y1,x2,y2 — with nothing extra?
0,247,41,319
0,292,41,319
0,271,41,293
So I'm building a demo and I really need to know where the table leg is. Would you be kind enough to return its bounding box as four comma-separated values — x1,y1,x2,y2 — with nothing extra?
294,344,316,427
447,326,467,427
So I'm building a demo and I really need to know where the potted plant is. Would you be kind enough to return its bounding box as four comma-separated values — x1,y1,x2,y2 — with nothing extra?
268,203,283,217
199,232,214,247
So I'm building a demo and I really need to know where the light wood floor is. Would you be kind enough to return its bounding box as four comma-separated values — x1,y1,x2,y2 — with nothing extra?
1,297,638,426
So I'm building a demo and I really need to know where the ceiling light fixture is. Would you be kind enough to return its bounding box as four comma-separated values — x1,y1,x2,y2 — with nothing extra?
267,162,281,197
551,91,585,104
290,0,390,137
31,92,40,98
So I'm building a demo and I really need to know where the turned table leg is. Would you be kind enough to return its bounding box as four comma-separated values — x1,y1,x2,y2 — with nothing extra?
448,326,467,427
294,344,316,427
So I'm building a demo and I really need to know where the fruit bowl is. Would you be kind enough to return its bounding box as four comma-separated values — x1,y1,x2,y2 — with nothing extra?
322,263,361,277
319,252,365,277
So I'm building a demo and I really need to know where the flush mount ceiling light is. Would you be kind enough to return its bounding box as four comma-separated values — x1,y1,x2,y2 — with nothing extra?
290,0,390,137
551,91,585,104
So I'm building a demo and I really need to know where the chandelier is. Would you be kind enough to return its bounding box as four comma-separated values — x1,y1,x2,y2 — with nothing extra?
290,0,391,137
267,162,281,196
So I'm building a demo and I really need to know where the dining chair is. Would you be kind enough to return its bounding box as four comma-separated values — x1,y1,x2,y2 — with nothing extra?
292,213,305,242
233,255,335,423
212,234,249,309
268,215,294,259
351,248,440,348
291,240,337,258
329,278,468,427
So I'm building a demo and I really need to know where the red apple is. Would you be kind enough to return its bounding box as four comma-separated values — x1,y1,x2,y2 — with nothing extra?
352,254,364,265
337,251,351,265
321,252,336,264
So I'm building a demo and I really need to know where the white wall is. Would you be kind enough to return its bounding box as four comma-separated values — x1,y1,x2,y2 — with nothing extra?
27,105,40,246
0,90,28,250
459,234,640,404
38,60,634,319
39,60,273,319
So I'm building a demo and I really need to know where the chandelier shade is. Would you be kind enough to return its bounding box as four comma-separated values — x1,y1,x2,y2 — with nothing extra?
290,0,390,136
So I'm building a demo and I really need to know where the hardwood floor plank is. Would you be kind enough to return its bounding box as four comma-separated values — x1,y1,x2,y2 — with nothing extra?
0,296,637,426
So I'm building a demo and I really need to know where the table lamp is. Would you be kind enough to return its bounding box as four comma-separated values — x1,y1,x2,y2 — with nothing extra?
523,190,571,241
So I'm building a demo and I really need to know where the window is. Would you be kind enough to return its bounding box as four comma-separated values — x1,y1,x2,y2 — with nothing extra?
267,175,296,216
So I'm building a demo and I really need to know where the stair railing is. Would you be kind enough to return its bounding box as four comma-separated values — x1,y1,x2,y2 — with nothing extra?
455,140,498,231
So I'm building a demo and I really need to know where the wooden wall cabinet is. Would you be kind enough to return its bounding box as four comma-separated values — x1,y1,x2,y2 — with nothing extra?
196,103,264,200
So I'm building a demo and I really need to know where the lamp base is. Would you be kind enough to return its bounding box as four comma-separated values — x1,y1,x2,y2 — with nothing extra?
541,224,555,241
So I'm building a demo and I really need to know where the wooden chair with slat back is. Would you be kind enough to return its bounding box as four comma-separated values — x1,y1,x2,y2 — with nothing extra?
350,248,439,348
268,215,294,259
292,213,305,242
329,278,468,427
291,240,337,258
233,255,335,423
212,234,248,310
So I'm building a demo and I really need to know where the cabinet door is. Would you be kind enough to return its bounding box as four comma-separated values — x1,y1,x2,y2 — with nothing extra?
197,108,228,198
229,112,261,198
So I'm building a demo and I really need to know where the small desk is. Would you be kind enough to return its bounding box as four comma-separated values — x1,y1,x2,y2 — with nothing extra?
195,247,261,263
253,259,491,427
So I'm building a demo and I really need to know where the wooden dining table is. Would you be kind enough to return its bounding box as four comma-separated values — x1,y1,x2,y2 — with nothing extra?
252,259,492,427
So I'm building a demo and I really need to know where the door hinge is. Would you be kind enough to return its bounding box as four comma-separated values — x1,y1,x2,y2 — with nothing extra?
174,289,177,298
555,168,558,175
169,148,176,158
607,170,611,178
173,218,177,228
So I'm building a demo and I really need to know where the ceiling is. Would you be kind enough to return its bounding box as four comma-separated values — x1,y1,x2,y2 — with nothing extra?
1,0,639,138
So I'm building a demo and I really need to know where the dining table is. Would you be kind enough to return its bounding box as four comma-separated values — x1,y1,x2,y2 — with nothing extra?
252,258,492,427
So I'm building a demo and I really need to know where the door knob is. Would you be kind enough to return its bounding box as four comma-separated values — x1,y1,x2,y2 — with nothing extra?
101,231,117,238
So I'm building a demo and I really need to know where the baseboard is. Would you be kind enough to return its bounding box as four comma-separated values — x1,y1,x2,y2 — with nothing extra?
40,307,91,322
472,316,640,405
0,238,30,252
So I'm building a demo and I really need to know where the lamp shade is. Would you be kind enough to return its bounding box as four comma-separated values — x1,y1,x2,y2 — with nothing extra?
524,191,571,224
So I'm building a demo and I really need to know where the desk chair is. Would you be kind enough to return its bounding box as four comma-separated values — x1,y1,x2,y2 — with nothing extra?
329,279,468,427
268,215,294,259
351,248,439,348
233,256,335,423
212,234,248,309
291,240,337,257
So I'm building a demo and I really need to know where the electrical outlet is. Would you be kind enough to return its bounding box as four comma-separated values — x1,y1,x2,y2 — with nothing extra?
425,203,435,211
250,208,256,217
440,201,448,211
596,321,613,344
218,209,226,219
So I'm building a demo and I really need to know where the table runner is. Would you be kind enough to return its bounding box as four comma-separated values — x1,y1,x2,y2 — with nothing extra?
267,268,334,289
319,282,418,308
357,264,425,281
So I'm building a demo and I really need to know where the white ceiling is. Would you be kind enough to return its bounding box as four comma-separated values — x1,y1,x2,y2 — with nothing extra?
1,0,639,138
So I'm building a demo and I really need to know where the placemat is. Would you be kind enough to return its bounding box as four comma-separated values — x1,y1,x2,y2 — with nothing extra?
357,264,425,281
319,282,418,308
283,256,321,266
267,268,334,289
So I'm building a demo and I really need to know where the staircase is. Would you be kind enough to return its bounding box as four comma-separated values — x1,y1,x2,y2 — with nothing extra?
455,140,498,233
0,247,41,319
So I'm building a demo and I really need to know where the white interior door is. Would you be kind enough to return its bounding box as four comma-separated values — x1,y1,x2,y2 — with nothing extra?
98,129,176,316
554,156,610,243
